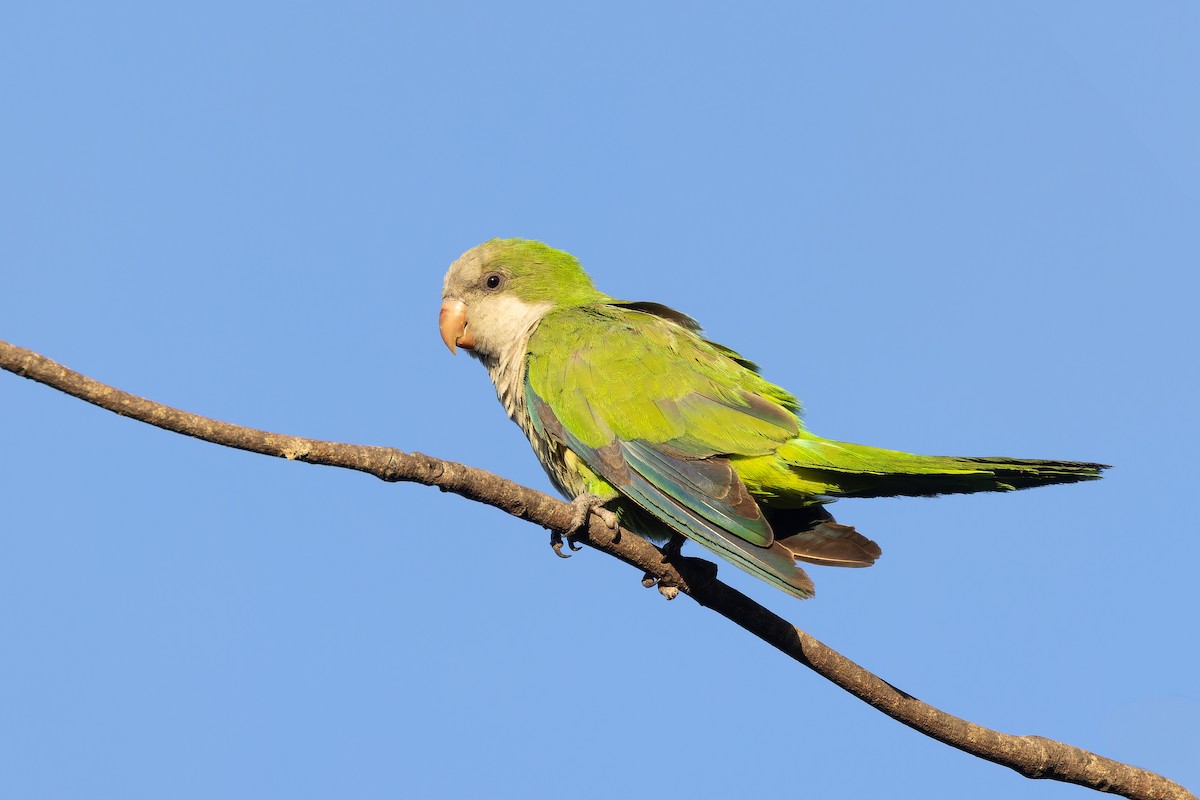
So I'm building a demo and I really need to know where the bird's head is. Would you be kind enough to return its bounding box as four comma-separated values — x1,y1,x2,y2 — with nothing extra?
439,238,607,358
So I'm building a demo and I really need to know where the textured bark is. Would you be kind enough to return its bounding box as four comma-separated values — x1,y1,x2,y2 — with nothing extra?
1,338,1193,800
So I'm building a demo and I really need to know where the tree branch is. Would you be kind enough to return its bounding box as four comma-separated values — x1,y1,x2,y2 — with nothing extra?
1,338,1192,800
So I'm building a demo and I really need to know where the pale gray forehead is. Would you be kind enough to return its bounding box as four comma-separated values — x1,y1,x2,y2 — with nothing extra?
442,245,489,296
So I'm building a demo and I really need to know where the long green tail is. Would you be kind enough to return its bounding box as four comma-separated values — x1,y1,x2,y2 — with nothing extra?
780,434,1108,499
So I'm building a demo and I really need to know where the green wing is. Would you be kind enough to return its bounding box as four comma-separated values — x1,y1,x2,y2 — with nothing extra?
524,303,817,599
521,302,1104,600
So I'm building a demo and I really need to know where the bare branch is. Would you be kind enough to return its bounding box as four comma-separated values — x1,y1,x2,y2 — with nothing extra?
2,338,1193,800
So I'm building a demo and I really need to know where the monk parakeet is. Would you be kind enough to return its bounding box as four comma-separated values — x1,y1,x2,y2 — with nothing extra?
439,238,1106,599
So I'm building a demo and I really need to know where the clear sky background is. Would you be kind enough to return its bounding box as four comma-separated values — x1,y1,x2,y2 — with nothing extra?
2,2,1197,798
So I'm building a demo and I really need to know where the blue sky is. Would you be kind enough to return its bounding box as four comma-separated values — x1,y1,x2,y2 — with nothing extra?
2,2,1197,798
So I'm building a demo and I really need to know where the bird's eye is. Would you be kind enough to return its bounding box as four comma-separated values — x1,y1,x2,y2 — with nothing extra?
483,273,504,290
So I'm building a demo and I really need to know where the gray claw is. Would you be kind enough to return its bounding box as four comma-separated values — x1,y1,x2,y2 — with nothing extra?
550,531,572,559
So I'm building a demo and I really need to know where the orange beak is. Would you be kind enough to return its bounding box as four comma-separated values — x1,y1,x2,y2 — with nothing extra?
439,299,474,353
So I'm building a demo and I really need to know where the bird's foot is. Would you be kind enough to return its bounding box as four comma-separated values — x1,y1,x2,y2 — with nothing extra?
568,493,619,532
639,533,689,600
641,571,679,600
551,493,619,558
642,534,717,600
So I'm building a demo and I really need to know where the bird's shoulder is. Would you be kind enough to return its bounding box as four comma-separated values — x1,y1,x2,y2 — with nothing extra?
525,301,802,451
528,301,727,377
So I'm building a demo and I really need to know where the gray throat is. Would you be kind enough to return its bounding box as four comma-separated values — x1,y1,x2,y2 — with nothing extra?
471,302,553,438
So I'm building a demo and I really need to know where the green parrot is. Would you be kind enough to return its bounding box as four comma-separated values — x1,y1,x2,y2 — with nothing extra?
439,238,1106,599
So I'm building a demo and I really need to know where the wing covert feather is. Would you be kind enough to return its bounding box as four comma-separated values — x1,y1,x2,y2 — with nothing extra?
524,305,816,599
